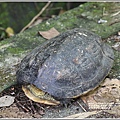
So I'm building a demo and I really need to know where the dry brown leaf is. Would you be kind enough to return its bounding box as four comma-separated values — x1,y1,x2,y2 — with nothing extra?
39,27,60,40
101,78,120,86
99,78,120,98
81,78,120,110
29,18,43,28
106,105,120,117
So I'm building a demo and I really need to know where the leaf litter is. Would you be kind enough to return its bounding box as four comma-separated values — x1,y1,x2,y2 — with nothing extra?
81,78,120,115
0,77,119,118
65,78,120,118
38,27,60,40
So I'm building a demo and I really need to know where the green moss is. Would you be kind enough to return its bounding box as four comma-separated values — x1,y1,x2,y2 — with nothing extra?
6,47,23,54
109,50,120,79
0,3,9,28
0,69,16,93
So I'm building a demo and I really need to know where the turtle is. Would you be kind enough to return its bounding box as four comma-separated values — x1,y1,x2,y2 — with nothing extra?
16,28,114,106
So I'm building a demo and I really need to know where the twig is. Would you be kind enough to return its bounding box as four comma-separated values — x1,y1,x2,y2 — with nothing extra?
64,111,98,118
111,11,120,17
77,101,87,112
36,103,45,111
20,2,51,33
29,100,36,114
108,20,120,26
15,99,30,112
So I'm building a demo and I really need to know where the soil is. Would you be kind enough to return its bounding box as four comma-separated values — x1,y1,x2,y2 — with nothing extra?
0,84,87,118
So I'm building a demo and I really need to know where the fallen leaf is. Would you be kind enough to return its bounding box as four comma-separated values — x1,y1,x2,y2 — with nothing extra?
99,78,120,99
29,18,43,28
5,27,14,37
106,105,120,117
81,78,120,110
100,78,116,86
59,9,66,15
39,27,60,40
0,95,15,107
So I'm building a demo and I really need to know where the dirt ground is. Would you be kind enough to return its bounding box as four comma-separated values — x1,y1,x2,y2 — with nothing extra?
0,84,86,118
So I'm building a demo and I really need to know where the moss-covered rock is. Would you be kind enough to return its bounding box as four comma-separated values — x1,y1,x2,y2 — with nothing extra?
0,2,120,93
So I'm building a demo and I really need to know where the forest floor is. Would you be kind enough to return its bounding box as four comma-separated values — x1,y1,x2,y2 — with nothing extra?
0,84,119,119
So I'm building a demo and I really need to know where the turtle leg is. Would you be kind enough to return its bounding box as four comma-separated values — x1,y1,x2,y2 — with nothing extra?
54,97,74,108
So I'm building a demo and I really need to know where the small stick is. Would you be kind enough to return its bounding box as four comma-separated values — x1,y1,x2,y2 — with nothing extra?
109,20,120,26
36,103,45,111
77,101,87,112
111,11,120,17
29,100,36,114
20,1,51,33
64,110,98,118
15,99,30,112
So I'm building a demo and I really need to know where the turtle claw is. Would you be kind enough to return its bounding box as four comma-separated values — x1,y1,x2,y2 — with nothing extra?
58,98,74,108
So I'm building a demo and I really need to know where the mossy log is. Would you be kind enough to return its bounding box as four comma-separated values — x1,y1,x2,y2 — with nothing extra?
0,2,120,93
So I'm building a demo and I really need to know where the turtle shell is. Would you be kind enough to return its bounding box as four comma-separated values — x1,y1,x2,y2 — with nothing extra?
16,28,114,99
